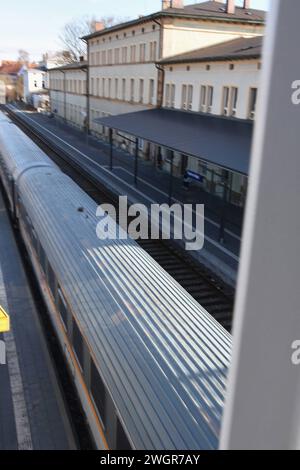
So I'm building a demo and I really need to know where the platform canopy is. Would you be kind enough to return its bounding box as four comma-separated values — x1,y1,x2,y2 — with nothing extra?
95,108,253,175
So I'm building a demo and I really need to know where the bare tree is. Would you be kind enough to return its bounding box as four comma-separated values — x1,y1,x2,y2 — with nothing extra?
18,49,30,64
59,16,121,62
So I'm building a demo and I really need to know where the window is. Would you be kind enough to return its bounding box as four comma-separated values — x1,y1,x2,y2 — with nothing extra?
108,49,113,65
96,78,100,96
207,86,213,112
91,78,94,96
139,43,146,62
39,245,47,275
115,78,119,99
116,418,132,450
122,78,126,100
222,86,238,117
170,84,175,108
130,78,135,102
181,84,187,110
150,41,157,61
114,48,120,64
101,50,107,65
149,79,154,105
122,47,128,63
108,78,112,98
139,79,144,103
165,83,170,107
248,87,257,120
72,319,84,369
231,87,238,116
31,228,38,253
58,288,68,330
102,78,105,97
90,360,106,427
187,85,193,110
47,263,56,300
200,85,207,112
222,86,230,116
130,45,136,62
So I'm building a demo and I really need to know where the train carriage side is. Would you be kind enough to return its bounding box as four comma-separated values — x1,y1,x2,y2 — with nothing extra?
16,163,232,451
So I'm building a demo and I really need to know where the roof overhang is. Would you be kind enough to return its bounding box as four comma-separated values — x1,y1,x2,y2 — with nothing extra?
95,108,253,175
82,11,265,41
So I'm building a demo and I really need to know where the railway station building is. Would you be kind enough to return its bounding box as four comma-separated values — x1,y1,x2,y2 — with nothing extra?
48,60,88,129
48,1,265,208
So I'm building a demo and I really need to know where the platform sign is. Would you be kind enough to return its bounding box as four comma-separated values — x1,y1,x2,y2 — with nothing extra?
186,170,204,183
0,306,10,333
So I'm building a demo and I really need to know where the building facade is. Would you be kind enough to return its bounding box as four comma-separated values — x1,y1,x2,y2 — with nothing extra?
47,1,265,207
158,35,262,206
20,66,47,105
0,61,23,101
49,62,87,130
82,0,264,135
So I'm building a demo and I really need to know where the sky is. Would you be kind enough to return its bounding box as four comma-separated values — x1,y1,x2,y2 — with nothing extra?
0,0,270,62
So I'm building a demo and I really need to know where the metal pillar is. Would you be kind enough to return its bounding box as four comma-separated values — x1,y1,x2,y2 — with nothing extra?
109,128,113,171
134,137,138,186
168,153,174,205
219,174,230,243
220,0,300,450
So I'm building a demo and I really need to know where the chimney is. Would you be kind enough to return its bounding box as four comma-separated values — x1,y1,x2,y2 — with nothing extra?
93,21,105,32
226,0,235,14
162,0,184,10
243,0,251,8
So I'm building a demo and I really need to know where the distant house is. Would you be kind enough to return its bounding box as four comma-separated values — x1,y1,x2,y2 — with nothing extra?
0,60,23,101
19,65,47,105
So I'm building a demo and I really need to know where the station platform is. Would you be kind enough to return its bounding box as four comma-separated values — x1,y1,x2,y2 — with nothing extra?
6,104,242,285
0,189,76,450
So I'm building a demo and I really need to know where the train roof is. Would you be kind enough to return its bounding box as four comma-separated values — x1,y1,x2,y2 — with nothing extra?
17,163,232,450
0,111,54,180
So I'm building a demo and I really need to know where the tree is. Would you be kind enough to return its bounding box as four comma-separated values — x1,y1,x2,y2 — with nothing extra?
59,16,120,62
18,49,30,64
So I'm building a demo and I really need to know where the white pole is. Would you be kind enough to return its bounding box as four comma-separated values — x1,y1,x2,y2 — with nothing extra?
220,0,300,450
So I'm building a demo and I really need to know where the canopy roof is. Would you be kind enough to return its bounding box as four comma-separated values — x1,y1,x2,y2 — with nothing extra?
95,108,253,175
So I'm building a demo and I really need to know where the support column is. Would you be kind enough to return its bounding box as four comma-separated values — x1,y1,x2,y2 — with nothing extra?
168,153,174,205
134,137,138,186
109,128,113,171
220,0,300,450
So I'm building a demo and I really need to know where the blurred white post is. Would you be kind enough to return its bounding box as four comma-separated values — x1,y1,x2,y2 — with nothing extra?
220,0,300,450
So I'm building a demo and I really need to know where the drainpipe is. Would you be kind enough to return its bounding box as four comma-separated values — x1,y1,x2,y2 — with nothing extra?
153,18,165,108
82,39,90,136
61,70,66,122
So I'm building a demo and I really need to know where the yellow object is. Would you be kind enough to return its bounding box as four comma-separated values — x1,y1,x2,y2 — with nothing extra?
0,306,10,333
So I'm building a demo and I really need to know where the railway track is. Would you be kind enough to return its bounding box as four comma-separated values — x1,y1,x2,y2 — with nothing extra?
3,105,234,330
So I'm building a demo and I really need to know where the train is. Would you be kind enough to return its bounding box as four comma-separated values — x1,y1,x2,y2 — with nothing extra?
0,110,232,450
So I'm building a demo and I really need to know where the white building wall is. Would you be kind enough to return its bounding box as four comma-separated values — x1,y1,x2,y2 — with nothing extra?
87,17,264,121
23,69,46,102
49,68,87,129
162,18,264,58
164,59,261,119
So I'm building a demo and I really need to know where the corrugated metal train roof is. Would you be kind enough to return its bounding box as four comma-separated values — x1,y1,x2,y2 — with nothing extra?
17,167,231,450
